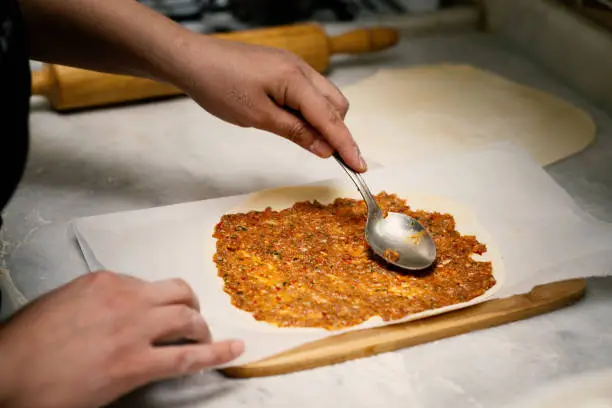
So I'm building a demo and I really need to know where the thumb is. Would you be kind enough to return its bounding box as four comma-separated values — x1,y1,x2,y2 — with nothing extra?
144,340,245,382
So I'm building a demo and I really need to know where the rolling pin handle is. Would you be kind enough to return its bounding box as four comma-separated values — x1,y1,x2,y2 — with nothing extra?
328,27,399,55
30,64,51,97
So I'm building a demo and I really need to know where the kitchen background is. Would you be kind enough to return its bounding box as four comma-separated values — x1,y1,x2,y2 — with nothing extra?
138,0,466,32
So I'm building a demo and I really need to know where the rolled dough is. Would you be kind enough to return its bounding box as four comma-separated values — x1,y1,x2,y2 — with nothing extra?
216,184,506,334
341,64,596,166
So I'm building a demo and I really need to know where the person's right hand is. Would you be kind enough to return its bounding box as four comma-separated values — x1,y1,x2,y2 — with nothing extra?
0,270,244,408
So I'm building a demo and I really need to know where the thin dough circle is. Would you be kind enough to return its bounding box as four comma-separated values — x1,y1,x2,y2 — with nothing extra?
341,64,596,166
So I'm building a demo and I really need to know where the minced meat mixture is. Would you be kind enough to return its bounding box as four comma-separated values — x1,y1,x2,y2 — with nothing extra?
213,192,495,330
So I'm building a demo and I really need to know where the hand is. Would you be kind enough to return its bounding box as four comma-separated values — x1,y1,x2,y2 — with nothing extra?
20,0,365,171
171,35,367,172
0,271,243,408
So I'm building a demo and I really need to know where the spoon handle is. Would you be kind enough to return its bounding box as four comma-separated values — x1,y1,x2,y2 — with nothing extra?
333,152,382,217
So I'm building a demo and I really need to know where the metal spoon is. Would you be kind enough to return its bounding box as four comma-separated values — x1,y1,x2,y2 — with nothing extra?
334,153,437,270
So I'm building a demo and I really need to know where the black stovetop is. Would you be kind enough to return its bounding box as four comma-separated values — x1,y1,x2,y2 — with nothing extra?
140,0,454,33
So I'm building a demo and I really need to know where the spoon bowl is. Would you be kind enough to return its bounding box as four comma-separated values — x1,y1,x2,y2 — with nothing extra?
366,211,436,270
334,153,437,271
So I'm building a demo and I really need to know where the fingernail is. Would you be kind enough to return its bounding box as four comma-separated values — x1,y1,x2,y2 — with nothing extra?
231,340,245,356
308,139,333,157
360,157,368,171
355,145,367,171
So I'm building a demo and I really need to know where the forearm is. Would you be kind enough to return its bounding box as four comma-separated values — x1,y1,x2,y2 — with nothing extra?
20,0,199,84
0,330,15,407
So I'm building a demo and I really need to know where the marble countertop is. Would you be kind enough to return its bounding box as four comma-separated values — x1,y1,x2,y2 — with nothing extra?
1,22,612,407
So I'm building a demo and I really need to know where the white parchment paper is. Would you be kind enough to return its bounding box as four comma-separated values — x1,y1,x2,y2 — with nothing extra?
73,142,612,367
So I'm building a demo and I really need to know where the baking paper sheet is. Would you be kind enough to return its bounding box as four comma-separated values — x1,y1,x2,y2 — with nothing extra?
73,142,612,367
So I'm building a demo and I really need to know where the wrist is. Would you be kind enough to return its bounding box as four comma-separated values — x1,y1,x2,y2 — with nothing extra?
146,28,227,94
145,29,200,87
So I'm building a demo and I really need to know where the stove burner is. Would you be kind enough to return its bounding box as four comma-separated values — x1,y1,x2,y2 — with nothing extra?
140,0,421,30
209,25,234,33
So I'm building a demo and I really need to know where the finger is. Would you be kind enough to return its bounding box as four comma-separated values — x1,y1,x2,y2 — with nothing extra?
303,67,350,118
283,76,366,172
147,305,212,345
115,272,148,285
142,278,200,311
145,340,245,381
259,100,334,158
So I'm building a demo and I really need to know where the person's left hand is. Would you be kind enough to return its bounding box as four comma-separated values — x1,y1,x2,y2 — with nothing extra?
168,35,367,172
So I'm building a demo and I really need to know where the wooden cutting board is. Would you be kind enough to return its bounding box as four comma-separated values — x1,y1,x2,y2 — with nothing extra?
220,279,586,378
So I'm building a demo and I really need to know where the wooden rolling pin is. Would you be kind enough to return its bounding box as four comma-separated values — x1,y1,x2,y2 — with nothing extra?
31,23,399,112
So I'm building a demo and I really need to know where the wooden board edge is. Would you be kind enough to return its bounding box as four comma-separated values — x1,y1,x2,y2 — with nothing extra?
220,279,587,378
